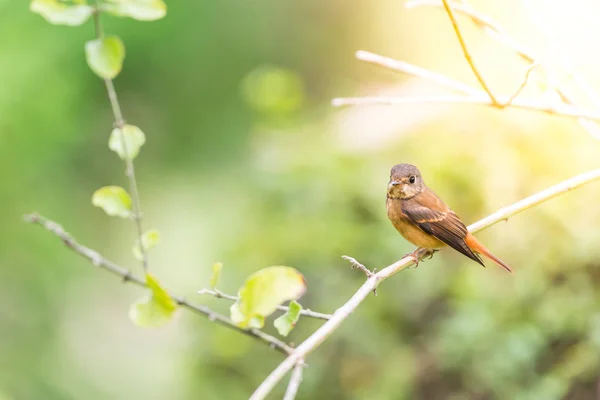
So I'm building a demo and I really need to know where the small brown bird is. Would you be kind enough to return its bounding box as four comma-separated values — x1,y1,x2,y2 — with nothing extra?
386,163,512,272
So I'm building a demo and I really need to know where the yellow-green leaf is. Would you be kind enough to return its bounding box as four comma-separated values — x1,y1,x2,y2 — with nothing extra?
91,186,132,218
101,0,167,21
230,266,306,328
210,262,223,289
129,273,177,327
274,300,302,337
85,35,125,79
133,229,160,261
109,124,146,160
30,0,93,26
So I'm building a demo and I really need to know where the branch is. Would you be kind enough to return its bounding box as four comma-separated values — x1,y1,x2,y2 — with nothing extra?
332,95,600,121
93,3,149,272
282,361,304,400
24,213,294,356
406,0,600,138
355,50,482,96
249,167,600,400
197,289,333,320
440,0,499,104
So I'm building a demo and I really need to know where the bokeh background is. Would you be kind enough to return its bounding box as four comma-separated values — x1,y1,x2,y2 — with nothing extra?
4,0,600,399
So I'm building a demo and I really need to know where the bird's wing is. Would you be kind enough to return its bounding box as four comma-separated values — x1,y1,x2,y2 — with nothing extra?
402,199,484,266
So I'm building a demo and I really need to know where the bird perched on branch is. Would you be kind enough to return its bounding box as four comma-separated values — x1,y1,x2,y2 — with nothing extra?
386,163,512,272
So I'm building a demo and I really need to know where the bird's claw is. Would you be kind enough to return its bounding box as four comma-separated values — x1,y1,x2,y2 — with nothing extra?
403,248,437,268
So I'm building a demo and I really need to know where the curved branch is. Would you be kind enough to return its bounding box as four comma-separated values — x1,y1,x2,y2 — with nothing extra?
93,3,149,272
24,213,294,355
249,167,600,400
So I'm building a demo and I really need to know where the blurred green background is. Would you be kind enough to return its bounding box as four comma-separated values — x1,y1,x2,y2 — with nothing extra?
4,0,600,399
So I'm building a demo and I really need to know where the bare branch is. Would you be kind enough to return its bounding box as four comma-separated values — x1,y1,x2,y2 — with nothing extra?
197,289,333,320
355,50,482,97
406,0,600,138
332,95,600,121
440,0,498,104
93,2,149,272
282,361,304,400
249,167,600,400
24,213,294,355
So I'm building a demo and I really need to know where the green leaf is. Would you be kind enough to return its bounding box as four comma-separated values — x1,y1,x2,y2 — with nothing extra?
85,35,125,79
133,229,160,261
109,124,146,160
209,262,223,289
274,300,302,337
91,186,132,218
101,0,167,21
30,0,93,26
129,273,177,327
230,266,306,328
241,65,305,115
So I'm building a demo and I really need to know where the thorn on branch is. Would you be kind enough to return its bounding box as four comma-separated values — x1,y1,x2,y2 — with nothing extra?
342,255,377,296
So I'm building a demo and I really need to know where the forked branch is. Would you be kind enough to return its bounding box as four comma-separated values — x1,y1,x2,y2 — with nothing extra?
24,213,294,355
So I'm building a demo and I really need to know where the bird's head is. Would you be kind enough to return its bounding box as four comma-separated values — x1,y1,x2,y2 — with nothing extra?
387,163,425,199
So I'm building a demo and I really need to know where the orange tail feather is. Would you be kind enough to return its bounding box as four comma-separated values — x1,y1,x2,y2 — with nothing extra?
465,234,513,273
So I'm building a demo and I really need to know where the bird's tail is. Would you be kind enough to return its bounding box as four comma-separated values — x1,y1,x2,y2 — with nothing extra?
465,234,513,273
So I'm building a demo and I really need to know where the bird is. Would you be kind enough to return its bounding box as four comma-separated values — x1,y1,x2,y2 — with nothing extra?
386,163,512,272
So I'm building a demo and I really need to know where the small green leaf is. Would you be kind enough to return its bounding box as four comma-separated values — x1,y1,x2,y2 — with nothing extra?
210,262,223,289
101,0,167,21
230,266,306,328
274,300,302,337
91,186,132,218
85,35,125,79
30,0,93,26
133,229,160,261
129,273,177,327
109,124,146,160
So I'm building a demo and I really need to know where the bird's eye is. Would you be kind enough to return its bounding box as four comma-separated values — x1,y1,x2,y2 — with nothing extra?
409,175,416,184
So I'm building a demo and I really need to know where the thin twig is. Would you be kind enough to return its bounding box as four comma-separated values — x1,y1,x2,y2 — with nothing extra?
282,361,304,400
197,289,333,320
249,167,600,400
24,213,294,355
406,0,535,63
341,255,377,295
440,0,498,104
332,95,600,121
503,63,539,106
93,2,149,272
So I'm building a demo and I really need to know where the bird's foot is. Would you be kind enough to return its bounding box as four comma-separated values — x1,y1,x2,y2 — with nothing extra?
403,248,437,268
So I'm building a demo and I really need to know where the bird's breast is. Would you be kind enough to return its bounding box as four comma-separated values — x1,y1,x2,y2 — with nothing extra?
386,198,445,249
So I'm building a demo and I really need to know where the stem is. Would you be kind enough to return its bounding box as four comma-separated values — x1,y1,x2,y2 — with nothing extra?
249,167,600,400
24,213,294,355
92,4,149,272
197,289,333,320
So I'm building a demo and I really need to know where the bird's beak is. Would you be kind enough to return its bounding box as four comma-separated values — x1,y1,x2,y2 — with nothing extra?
388,181,400,190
